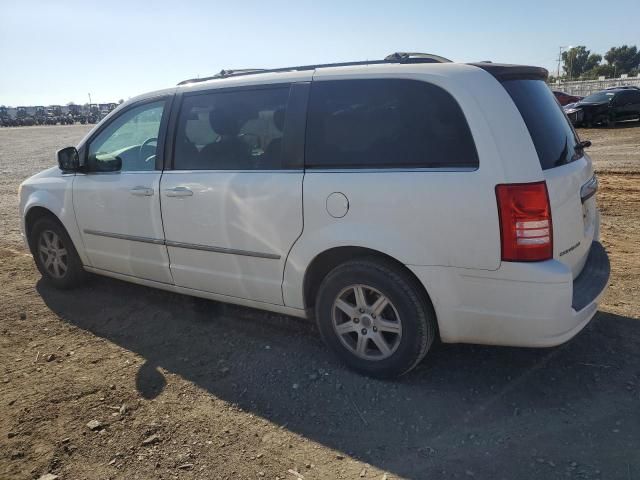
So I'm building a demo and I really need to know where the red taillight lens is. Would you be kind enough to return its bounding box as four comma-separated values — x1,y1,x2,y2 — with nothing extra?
495,181,553,262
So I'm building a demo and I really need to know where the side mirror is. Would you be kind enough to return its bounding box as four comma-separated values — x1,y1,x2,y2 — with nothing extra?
57,146,79,172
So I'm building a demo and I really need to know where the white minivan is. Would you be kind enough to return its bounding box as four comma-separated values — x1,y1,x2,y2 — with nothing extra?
19,53,610,377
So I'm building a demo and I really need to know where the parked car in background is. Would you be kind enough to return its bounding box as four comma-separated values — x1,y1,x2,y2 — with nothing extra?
19,55,610,378
565,88,640,127
604,85,640,91
553,90,583,106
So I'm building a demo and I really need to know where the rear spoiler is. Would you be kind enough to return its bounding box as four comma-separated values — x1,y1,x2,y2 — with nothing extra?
468,63,548,81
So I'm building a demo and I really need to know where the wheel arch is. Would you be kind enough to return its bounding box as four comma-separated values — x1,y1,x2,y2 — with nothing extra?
302,246,436,324
23,205,88,267
24,206,61,251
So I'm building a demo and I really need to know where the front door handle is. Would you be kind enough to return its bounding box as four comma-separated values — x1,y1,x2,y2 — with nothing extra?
165,186,194,197
130,186,154,196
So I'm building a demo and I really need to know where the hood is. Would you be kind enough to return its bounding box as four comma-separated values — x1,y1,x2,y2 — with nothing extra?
575,100,609,107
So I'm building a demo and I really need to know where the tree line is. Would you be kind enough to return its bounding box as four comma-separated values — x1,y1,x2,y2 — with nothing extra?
551,45,640,82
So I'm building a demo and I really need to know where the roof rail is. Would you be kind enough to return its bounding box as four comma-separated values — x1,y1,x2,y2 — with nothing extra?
383,52,452,63
177,51,452,86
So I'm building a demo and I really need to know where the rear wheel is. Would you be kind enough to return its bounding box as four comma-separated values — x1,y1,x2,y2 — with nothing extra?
30,216,86,289
315,258,436,378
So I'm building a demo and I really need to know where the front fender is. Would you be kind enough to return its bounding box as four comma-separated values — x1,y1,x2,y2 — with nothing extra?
20,174,88,265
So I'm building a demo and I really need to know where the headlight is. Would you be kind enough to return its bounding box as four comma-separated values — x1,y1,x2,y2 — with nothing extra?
564,108,579,114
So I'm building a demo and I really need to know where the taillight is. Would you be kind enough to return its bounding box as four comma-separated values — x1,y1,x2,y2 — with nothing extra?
495,181,553,262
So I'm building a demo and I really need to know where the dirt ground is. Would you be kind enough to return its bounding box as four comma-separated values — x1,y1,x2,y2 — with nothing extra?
0,124,639,480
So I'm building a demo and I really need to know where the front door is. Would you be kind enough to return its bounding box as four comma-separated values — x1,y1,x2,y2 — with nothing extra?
160,83,308,304
73,98,173,283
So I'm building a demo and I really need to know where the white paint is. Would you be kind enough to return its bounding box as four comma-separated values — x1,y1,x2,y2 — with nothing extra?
18,61,608,349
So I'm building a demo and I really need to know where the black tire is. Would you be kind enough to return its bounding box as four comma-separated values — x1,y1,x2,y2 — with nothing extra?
314,257,436,378
30,216,86,289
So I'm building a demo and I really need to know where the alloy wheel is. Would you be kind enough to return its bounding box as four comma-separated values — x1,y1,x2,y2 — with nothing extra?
38,230,68,279
332,284,402,360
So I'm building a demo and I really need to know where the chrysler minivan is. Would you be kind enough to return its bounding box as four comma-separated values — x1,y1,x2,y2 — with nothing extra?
19,53,610,377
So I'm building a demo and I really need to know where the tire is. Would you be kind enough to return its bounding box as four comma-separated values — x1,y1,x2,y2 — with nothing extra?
314,257,436,378
601,113,616,128
30,216,86,289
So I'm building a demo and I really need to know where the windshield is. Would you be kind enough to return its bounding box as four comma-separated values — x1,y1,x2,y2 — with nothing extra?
581,91,615,103
503,79,581,170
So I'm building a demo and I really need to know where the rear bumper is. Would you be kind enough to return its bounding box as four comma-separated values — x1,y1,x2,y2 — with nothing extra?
408,241,610,347
572,241,610,310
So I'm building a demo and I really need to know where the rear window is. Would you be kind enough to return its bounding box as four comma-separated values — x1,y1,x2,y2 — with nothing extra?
503,80,580,170
305,79,478,169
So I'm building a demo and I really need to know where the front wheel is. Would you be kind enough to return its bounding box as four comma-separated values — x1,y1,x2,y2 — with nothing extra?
30,216,86,289
315,258,436,378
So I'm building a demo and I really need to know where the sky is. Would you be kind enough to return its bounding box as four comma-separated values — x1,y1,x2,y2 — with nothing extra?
1,0,639,106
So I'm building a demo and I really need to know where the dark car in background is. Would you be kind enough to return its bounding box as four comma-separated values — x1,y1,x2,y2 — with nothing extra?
553,90,583,106
604,85,640,91
564,88,640,127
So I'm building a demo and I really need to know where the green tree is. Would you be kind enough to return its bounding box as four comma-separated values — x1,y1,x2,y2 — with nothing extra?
604,45,640,75
583,64,615,79
562,46,601,79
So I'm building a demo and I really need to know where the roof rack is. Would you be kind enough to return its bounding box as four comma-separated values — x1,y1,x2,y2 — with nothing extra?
177,51,452,86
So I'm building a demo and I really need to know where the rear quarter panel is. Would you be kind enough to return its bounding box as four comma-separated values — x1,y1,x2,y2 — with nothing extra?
283,65,541,309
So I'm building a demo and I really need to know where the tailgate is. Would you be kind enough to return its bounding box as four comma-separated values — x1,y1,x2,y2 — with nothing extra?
544,156,597,278
501,78,598,278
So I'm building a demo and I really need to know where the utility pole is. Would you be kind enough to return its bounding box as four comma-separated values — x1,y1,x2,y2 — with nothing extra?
557,46,563,79
88,93,92,106
557,46,573,80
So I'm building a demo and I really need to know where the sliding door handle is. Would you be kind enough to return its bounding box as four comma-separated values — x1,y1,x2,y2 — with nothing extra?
130,186,154,196
165,186,193,197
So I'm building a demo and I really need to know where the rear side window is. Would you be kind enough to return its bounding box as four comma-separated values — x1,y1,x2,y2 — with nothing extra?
503,80,580,170
174,87,289,170
305,79,478,169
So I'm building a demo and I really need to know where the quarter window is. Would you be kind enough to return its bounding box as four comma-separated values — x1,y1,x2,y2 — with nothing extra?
174,87,290,170
87,100,165,172
503,80,580,170
305,79,478,169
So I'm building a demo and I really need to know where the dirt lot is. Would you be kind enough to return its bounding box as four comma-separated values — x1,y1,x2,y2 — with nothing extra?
0,124,639,480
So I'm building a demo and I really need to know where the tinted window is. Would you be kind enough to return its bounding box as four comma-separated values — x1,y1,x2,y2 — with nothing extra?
305,79,478,169
174,87,289,170
88,100,165,172
503,80,580,170
582,91,615,103
615,91,640,104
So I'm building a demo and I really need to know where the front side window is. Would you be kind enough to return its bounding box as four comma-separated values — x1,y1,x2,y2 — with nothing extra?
174,87,289,170
87,100,165,172
614,91,640,105
305,79,478,169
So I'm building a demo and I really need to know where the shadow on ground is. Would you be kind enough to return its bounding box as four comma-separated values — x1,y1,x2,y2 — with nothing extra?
38,276,640,479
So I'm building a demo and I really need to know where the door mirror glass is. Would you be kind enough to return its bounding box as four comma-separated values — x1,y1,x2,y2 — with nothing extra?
57,146,79,171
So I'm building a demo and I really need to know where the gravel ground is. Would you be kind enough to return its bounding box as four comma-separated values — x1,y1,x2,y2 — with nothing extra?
0,124,639,480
